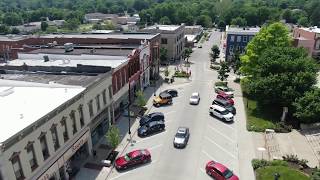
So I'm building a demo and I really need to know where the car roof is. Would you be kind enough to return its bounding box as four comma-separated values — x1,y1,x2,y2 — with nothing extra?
214,98,229,105
177,127,188,133
148,120,164,126
149,112,164,117
211,104,227,111
165,89,176,92
192,92,199,96
128,150,143,158
212,162,228,173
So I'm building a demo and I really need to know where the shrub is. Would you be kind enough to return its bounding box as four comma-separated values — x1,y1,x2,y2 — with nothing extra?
210,65,221,70
270,160,288,167
252,159,269,170
298,159,309,168
173,70,190,78
274,121,293,133
234,77,240,83
311,168,320,180
215,81,228,87
164,68,169,77
282,154,299,163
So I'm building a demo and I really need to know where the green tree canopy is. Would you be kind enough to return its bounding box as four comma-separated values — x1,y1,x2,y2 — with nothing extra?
246,47,318,108
196,15,212,28
41,21,48,31
105,126,121,150
159,16,171,25
231,17,247,27
241,22,292,76
293,88,320,123
218,61,230,82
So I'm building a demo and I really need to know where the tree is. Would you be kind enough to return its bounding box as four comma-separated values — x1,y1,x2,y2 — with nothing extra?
293,88,320,123
135,90,146,107
241,22,292,76
210,45,220,63
218,61,230,81
3,12,22,26
11,27,20,34
282,9,293,23
0,25,10,34
231,50,241,76
64,18,80,30
298,17,309,27
160,47,168,63
217,20,226,30
196,15,212,28
159,16,171,25
231,17,247,27
105,126,121,150
183,48,193,63
46,26,58,33
246,47,318,108
41,21,48,31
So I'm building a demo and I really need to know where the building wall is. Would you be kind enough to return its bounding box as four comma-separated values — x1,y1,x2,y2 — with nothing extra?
225,34,255,61
293,28,317,56
0,73,113,180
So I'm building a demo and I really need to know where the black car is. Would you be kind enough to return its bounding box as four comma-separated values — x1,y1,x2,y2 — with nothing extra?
138,121,165,137
139,112,165,126
160,89,178,97
212,98,236,114
173,127,190,148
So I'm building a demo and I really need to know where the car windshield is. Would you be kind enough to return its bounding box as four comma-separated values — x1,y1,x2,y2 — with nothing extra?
191,95,198,99
223,169,233,179
175,132,185,138
124,154,131,161
221,110,229,115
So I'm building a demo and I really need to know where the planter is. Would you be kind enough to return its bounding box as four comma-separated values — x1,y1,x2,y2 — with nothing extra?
106,150,119,165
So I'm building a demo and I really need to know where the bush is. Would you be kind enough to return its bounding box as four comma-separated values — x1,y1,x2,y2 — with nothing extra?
210,65,220,70
311,168,320,180
215,81,228,87
252,159,269,170
282,154,299,163
270,160,288,167
164,69,169,77
173,70,190,78
233,77,240,83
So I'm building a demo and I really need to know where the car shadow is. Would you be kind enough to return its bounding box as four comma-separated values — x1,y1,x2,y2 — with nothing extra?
137,129,166,138
116,160,153,173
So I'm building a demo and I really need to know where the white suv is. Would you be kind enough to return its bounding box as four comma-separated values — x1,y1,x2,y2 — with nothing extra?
209,105,234,122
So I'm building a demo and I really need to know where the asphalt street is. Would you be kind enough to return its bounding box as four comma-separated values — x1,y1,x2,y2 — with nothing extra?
107,30,251,180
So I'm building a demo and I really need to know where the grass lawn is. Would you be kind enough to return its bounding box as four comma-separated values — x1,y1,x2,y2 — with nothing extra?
243,97,280,132
256,166,309,180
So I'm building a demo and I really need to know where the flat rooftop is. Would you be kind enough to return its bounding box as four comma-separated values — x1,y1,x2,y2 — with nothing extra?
0,80,85,143
301,27,320,34
0,33,160,42
144,25,181,31
28,48,134,56
227,27,261,35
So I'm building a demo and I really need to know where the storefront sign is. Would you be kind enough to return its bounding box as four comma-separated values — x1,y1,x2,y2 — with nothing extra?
37,163,58,180
63,131,89,161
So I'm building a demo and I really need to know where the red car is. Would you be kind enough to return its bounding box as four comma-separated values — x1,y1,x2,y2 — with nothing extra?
205,161,239,180
216,93,234,105
115,149,151,170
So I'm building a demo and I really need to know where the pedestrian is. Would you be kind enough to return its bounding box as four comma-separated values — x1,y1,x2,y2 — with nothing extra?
189,70,191,77
93,150,97,158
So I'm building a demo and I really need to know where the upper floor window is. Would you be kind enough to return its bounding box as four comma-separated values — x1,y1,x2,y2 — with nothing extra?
243,36,247,42
108,85,113,99
102,89,107,105
78,105,85,128
50,124,60,151
10,153,24,180
26,143,38,171
39,133,50,160
61,117,69,142
96,95,101,112
237,36,241,42
229,45,234,53
230,35,235,42
88,100,94,117
70,110,77,134
161,38,167,44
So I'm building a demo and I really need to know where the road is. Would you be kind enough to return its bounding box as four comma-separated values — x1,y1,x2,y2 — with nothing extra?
107,30,255,180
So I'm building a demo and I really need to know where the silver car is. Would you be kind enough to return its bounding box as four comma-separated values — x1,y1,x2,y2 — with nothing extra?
173,127,190,148
189,92,200,105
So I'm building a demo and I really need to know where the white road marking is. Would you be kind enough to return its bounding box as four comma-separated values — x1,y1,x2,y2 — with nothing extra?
204,136,237,159
208,125,235,143
201,150,216,161
165,111,176,116
149,144,163,150
135,132,167,144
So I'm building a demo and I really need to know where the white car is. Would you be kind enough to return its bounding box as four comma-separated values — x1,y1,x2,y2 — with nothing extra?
189,92,200,105
209,105,234,122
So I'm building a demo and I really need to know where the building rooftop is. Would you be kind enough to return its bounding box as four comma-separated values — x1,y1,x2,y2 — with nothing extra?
0,33,160,42
144,24,181,31
185,35,197,42
301,27,320,34
226,27,261,35
0,81,85,143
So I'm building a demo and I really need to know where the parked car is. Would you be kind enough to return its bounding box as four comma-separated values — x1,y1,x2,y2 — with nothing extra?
139,112,164,126
153,93,172,107
189,92,200,105
138,121,165,137
212,98,236,114
205,160,239,180
115,149,151,171
214,86,234,98
209,105,234,122
160,89,178,97
173,127,190,148
216,93,234,105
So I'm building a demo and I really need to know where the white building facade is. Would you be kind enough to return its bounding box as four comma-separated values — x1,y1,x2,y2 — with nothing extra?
0,71,113,180
139,40,151,90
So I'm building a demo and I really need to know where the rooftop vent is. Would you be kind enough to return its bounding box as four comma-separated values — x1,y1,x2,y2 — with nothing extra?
43,55,49,62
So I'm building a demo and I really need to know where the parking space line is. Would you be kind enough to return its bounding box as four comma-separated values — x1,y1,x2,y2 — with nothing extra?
204,136,237,159
149,144,163,150
201,150,216,161
134,132,167,144
208,125,235,143
199,167,206,174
